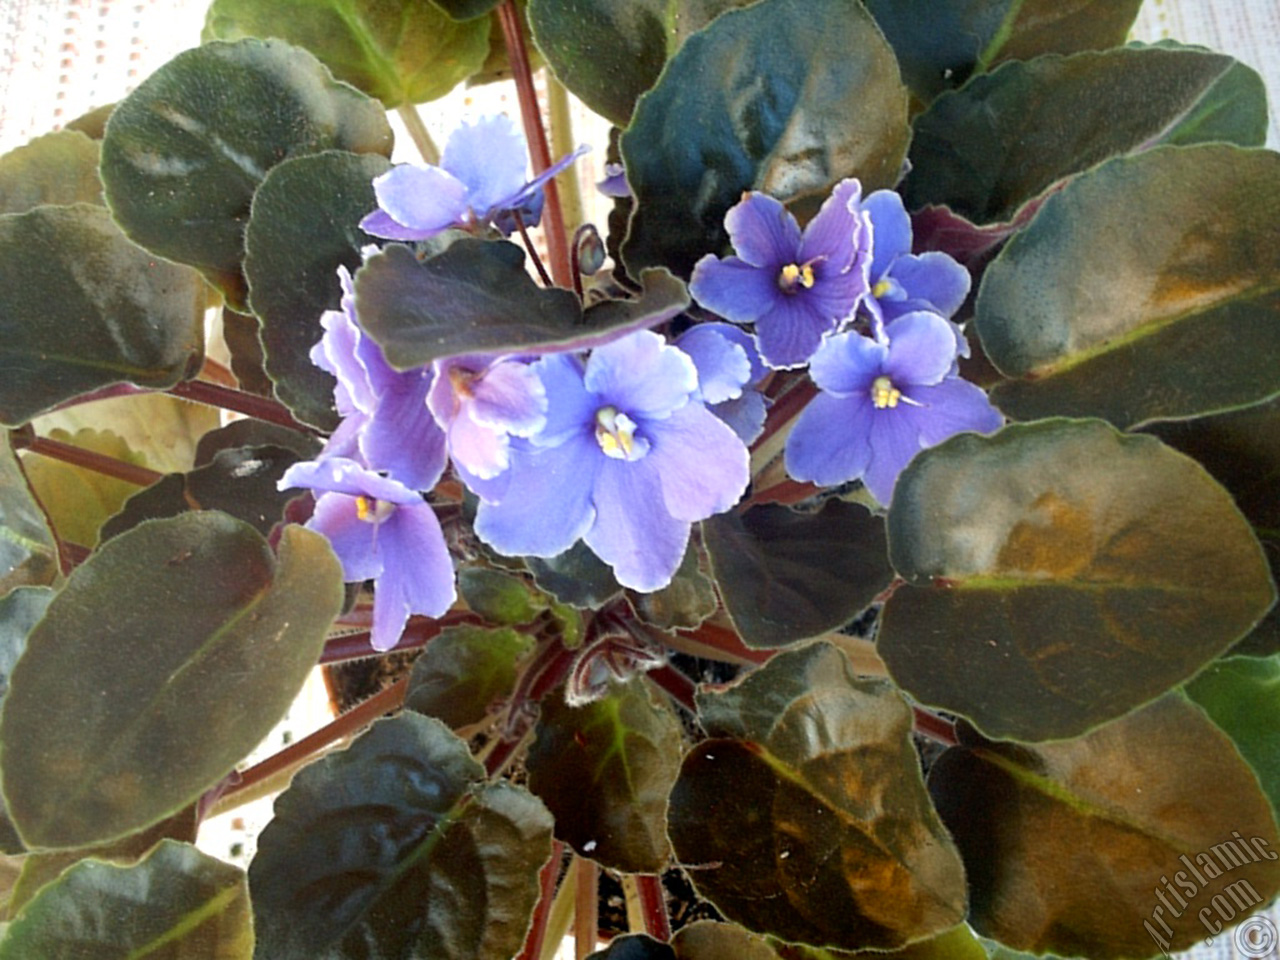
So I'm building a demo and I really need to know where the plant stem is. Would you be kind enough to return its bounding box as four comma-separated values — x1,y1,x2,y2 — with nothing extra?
514,211,555,287
634,874,671,941
574,856,599,959
11,431,164,487
319,611,480,664
546,74,583,237
396,103,441,165
168,379,320,435
913,707,958,746
518,840,566,960
497,0,572,289
749,375,817,477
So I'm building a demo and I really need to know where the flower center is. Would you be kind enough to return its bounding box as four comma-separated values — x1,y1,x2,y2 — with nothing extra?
872,279,893,299
594,406,649,461
778,262,816,292
355,495,397,523
870,376,902,409
448,365,478,399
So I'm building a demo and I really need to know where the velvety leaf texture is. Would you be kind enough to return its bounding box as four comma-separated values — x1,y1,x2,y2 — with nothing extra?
0,840,252,959
527,540,624,610
223,307,275,397
632,541,718,630
983,0,1144,68
620,0,910,279
99,38,392,307
880,419,1276,742
0,516,343,848
249,712,553,959
928,695,1280,959
0,440,59,598
0,586,52,855
0,204,205,427
457,567,544,626
404,624,534,730
977,145,1280,428
670,642,967,952
0,129,102,213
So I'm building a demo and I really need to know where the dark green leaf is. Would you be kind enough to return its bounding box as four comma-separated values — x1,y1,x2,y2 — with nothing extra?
100,38,392,307
65,103,116,140
0,840,251,958
527,678,682,872
0,587,52,855
673,921,781,960
431,0,501,19
458,567,544,625
773,924,988,960
223,307,275,397
904,45,1267,224
632,540,717,630
977,145,1280,428
928,695,1280,959
0,516,343,848
881,419,1276,742
194,419,322,467
672,643,967,951
0,441,59,598
404,625,534,729
528,0,755,126
980,0,1143,68
356,240,688,370
0,204,205,426
702,500,893,649
620,0,910,279
247,150,392,429
0,130,101,214
250,712,554,958
527,540,623,610
204,0,491,107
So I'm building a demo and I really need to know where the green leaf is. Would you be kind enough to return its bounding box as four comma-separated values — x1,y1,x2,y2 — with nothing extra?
0,130,102,214
0,516,343,848
194,420,322,467
702,500,893,649
633,541,717,630
0,204,205,427
249,712,554,958
356,240,689,370
928,694,1280,959
222,307,275,397
880,419,1277,742
528,0,755,127
246,150,392,429
527,540,623,610
0,587,53,855
458,567,544,625
527,678,682,872
404,625,534,730
204,0,491,107
979,0,1143,69
773,924,988,960
0,840,252,958
674,921,782,960
904,45,1268,224
977,145,1280,428
0,441,58,599
671,642,967,951
100,38,392,308
431,0,501,19
619,0,909,280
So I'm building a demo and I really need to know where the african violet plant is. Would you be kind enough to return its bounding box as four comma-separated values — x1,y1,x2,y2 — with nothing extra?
0,0,1278,957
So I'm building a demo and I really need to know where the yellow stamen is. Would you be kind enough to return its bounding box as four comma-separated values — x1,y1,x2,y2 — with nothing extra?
595,406,643,460
871,375,901,409
355,495,396,523
872,279,893,298
778,262,816,291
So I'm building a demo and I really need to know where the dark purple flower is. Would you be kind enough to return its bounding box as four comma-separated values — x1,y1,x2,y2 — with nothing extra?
470,331,750,591
360,114,586,241
596,162,630,199
675,322,769,445
784,312,1002,505
689,179,873,369
279,458,456,652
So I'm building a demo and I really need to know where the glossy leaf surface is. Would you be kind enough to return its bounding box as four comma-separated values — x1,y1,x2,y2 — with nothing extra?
0,516,343,848
404,625,534,730
204,0,491,107
250,712,553,959
0,840,251,958
928,695,1280,959
978,145,1280,428
0,130,102,213
881,419,1275,742
100,38,392,306
703,500,893,649
904,45,1267,223
670,643,967,951
0,441,58,598
620,0,909,278
0,204,205,426
527,678,682,872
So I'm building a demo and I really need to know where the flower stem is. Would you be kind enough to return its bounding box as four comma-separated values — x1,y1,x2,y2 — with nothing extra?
497,0,572,289
168,379,321,435
319,611,480,664
574,856,599,959
11,431,164,487
546,74,583,237
396,103,441,165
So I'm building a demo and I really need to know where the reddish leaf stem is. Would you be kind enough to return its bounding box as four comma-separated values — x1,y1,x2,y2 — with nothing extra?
647,664,699,713
319,611,481,664
679,621,774,665
12,432,164,487
575,857,600,959
517,840,566,960
751,376,818,454
913,707,958,746
634,874,671,942
168,379,320,435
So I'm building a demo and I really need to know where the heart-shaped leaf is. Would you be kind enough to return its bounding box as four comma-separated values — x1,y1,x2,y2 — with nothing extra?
0,840,251,958
0,586,52,854
880,419,1276,742
980,0,1143,68
100,38,392,307
0,204,205,427
0,130,102,214
0,515,343,848
928,694,1280,959
620,0,910,279
249,712,553,958
702,500,893,649
670,642,967,952
977,145,1280,428
0,440,58,598
904,45,1267,224
404,624,534,730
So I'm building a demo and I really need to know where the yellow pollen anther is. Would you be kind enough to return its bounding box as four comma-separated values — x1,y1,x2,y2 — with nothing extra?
872,279,893,298
355,495,396,523
871,376,902,410
595,406,642,460
779,262,816,291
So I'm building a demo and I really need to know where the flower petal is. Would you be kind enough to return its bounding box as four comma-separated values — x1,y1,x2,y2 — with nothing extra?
368,163,470,237
469,360,548,435
689,254,786,327
584,458,691,592
883,312,960,387
676,324,752,405
807,330,885,395
368,502,456,651
360,370,447,490
449,407,512,480
529,352,595,448
308,491,383,582
865,189,913,280
441,114,529,216
711,391,768,445
723,191,801,268
784,392,874,488
909,377,1004,446
279,457,418,504
754,294,842,370
862,406,931,506
648,403,749,521
584,330,697,421
883,252,970,320
798,178,868,274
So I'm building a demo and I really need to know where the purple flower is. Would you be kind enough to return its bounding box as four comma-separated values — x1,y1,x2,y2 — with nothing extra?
689,179,873,370
311,267,446,490
360,114,586,241
279,458,456,651
675,322,769,445
596,162,630,199
471,331,750,592
784,312,1003,505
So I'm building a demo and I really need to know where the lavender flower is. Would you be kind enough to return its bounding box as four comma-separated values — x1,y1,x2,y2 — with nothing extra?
360,114,585,241
675,322,769,445
470,331,750,592
784,312,1002,505
689,179,873,369
279,458,456,652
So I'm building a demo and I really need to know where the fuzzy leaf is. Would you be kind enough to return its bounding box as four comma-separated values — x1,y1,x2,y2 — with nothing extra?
0,441,58,599
404,625,534,730
0,130,102,213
